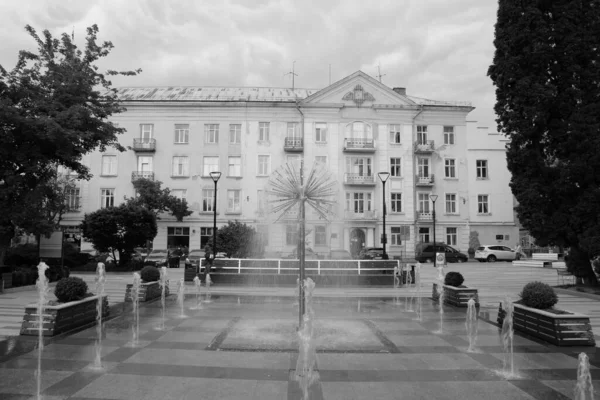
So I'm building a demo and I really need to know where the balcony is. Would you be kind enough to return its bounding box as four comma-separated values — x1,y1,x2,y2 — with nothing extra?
344,173,376,186
344,210,379,220
284,137,304,152
131,171,155,182
414,140,435,153
415,174,435,187
417,211,433,221
133,138,156,152
343,138,375,152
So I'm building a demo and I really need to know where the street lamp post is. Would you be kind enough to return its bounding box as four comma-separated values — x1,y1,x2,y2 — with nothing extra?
430,194,438,270
209,172,221,278
378,172,390,260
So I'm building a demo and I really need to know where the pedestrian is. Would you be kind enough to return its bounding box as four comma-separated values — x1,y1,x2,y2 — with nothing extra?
515,243,526,259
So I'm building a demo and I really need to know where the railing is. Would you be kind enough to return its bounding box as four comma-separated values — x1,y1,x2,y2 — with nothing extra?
344,173,376,185
413,140,435,152
344,138,375,151
133,138,156,151
284,137,303,151
417,211,433,220
344,210,378,220
415,174,435,186
131,171,155,181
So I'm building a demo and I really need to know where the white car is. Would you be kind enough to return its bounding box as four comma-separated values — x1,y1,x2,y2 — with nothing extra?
475,245,520,262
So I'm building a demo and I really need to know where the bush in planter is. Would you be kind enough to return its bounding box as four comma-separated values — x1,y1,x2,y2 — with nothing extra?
54,277,89,303
519,281,558,309
444,271,465,287
140,265,160,282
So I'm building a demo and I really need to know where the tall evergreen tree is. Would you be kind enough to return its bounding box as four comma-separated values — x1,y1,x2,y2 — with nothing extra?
488,0,600,284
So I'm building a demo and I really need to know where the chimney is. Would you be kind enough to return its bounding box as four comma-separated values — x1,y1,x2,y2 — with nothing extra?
393,87,406,96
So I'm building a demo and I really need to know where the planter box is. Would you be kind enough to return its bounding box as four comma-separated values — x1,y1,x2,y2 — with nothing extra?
20,295,109,337
124,281,169,303
432,283,479,308
1,273,12,290
497,303,595,347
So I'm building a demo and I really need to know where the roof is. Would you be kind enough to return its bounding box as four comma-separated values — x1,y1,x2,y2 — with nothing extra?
114,87,318,102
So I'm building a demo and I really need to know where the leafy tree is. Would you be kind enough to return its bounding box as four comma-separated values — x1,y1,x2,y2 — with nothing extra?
488,0,600,284
0,24,140,265
81,203,157,266
208,220,265,258
129,178,192,221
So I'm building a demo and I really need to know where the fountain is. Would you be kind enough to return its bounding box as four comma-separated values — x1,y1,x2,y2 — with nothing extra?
130,272,141,346
574,352,594,400
157,267,168,330
393,265,400,289
176,278,186,318
92,262,106,370
295,278,319,400
413,263,422,321
501,296,515,377
35,261,50,400
465,298,478,352
406,267,413,312
191,276,203,310
204,273,212,303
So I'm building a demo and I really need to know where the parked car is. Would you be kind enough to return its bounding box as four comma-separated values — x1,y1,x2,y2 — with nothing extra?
329,249,353,260
416,243,468,263
284,248,319,260
144,249,170,267
359,247,384,260
185,249,205,272
475,245,520,262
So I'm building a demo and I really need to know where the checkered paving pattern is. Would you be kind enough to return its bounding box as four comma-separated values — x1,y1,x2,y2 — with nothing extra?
0,294,599,400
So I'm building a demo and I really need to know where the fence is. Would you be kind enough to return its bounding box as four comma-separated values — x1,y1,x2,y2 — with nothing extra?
211,259,400,275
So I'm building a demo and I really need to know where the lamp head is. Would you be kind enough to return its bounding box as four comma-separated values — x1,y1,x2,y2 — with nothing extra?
378,172,390,183
210,171,222,183
429,194,438,202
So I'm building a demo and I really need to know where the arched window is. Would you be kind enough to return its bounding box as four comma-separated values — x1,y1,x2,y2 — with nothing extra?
345,121,372,139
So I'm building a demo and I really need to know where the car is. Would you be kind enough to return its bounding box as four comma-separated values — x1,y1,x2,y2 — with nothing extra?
359,247,384,260
416,243,468,263
184,249,205,272
284,247,319,260
475,245,520,262
329,249,353,260
144,249,170,267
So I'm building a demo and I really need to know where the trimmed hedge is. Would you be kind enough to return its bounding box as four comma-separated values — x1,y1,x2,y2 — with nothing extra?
444,271,465,287
140,265,160,282
519,281,558,309
54,277,89,303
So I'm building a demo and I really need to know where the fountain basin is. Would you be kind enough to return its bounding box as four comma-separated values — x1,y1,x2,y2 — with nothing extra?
432,283,479,308
497,302,595,346
20,295,109,337
125,281,170,302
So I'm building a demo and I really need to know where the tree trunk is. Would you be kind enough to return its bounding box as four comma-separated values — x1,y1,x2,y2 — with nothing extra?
566,245,598,286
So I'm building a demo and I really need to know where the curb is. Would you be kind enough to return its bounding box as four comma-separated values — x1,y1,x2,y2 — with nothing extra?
553,287,600,302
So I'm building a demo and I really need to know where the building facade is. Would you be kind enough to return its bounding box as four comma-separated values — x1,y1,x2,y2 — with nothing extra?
61,71,517,258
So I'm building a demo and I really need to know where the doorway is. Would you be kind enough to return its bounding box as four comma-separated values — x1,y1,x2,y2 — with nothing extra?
350,228,366,258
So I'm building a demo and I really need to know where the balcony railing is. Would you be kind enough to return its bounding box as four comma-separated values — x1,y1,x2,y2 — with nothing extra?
284,137,304,152
415,174,435,186
344,138,375,152
344,210,378,220
344,173,376,185
417,211,433,221
133,138,156,152
131,171,155,181
414,140,435,153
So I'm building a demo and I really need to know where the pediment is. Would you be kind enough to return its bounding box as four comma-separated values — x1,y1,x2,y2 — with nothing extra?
301,71,416,107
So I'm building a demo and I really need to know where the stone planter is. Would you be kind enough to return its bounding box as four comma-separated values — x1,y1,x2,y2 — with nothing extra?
124,281,169,303
432,283,479,307
20,295,109,337
497,302,595,347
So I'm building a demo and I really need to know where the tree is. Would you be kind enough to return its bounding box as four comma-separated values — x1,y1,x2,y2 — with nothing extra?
0,24,140,265
211,220,265,258
129,178,192,221
488,0,600,284
81,203,157,266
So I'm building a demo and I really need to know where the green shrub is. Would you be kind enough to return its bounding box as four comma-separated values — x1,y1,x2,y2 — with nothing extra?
5,244,38,267
54,277,88,303
140,265,160,282
444,271,465,287
519,281,558,309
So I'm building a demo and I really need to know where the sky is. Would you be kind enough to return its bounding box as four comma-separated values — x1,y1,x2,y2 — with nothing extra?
0,0,500,131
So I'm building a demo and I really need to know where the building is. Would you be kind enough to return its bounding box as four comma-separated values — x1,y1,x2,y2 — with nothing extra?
61,70,517,258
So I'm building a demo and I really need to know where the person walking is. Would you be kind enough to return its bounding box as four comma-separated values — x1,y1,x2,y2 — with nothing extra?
515,243,526,259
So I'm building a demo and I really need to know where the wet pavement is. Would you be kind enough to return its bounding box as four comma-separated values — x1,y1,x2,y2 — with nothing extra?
0,293,599,399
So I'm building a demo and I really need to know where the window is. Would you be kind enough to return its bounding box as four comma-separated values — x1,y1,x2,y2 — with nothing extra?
228,156,241,177
101,155,117,176
476,160,488,179
389,124,401,144
391,226,410,245
345,192,372,213
444,126,455,145
140,124,153,141
65,188,80,211
418,193,430,213
315,225,327,246
258,155,270,176
390,158,401,177
446,227,457,245
286,224,298,245
417,125,427,144
202,189,214,212
346,157,372,176
172,156,189,177
315,156,327,167
445,159,456,178
167,227,190,249
287,122,299,138
174,124,189,143
287,155,302,167
203,157,219,176
257,190,267,214
200,227,213,249
227,190,241,213
315,123,327,143
417,158,429,177
100,189,114,208
391,192,402,213
445,193,457,214
259,122,270,141
204,124,219,143
137,156,153,173
229,124,241,144
346,121,373,139
171,189,187,201
257,225,269,246
478,194,489,214
419,227,430,243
